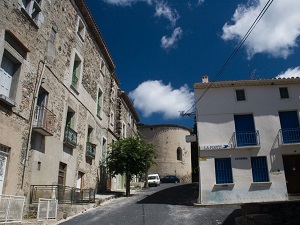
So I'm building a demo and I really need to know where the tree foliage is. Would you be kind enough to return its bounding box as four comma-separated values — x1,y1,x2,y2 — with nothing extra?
106,135,156,196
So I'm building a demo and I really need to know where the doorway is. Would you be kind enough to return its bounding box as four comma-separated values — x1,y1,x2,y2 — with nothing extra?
282,155,300,194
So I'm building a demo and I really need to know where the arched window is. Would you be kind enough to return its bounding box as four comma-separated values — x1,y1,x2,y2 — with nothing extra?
177,147,182,161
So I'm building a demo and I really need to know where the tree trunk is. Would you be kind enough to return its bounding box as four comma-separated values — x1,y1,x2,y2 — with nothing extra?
125,174,131,197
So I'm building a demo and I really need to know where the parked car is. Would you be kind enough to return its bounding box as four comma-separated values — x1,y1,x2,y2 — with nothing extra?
147,174,160,187
160,175,180,183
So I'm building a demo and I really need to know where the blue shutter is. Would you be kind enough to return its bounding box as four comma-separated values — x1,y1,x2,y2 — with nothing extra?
215,158,233,184
234,114,257,146
279,111,300,143
251,157,269,182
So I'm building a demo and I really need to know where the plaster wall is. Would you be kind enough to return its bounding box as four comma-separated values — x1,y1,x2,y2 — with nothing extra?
194,80,300,204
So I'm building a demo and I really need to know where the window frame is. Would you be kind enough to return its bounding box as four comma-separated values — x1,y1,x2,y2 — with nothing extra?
70,49,83,92
110,111,114,127
235,89,246,101
20,0,44,28
251,156,269,182
215,158,233,184
279,87,289,99
76,16,86,41
97,88,103,118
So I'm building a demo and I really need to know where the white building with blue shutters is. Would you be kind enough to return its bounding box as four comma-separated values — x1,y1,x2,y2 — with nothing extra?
194,76,300,205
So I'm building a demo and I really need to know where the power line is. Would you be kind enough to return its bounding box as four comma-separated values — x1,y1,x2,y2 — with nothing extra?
182,0,274,116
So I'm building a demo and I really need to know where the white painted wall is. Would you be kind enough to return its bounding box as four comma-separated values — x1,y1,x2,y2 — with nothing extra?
194,79,300,204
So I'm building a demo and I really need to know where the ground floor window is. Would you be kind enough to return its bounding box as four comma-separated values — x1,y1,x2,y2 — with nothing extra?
215,158,233,184
251,156,269,182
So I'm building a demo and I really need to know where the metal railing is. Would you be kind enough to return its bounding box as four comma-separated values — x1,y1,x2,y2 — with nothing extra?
64,127,77,148
0,194,25,224
86,142,96,158
232,130,260,147
33,106,56,136
37,198,58,222
30,185,95,204
279,128,300,144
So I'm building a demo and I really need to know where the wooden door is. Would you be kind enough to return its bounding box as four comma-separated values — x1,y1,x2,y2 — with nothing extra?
283,155,300,193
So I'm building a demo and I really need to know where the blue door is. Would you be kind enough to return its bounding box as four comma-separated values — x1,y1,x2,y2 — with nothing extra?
279,111,300,143
234,114,257,146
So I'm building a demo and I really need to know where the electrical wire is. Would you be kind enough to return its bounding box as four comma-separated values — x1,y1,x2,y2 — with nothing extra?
182,0,274,116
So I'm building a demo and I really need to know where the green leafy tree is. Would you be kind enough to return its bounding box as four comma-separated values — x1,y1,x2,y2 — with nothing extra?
106,135,156,197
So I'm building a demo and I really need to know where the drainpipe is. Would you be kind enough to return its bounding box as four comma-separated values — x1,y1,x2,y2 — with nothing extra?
21,60,47,191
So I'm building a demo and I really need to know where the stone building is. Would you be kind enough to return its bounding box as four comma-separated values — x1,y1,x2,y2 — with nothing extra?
0,0,139,215
194,75,300,205
138,124,192,183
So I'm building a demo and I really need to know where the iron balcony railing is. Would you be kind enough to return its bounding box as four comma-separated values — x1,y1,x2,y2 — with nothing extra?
232,130,260,147
64,126,77,148
86,142,96,159
279,128,300,144
33,106,56,136
30,185,95,204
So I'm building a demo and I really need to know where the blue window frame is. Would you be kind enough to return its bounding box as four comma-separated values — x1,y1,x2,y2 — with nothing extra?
251,157,269,182
215,158,233,184
234,114,257,147
279,111,300,144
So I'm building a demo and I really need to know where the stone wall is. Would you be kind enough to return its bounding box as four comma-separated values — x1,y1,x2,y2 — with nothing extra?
138,124,192,183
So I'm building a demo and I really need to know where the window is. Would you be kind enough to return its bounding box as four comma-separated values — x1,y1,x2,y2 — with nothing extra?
58,162,67,186
215,158,233,184
279,87,289,99
279,111,300,144
21,0,44,28
0,144,10,154
234,114,257,147
71,51,83,90
101,137,107,160
0,52,20,101
251,157,269,182
64,109,77,148
122,122,126,138
50,27,57,43
77,17,86,41
111,88,115,102
0,30,28,107
77,171,85,190
177,147,182,161
110,111,114,126
97,89,103,117
236,89,246,101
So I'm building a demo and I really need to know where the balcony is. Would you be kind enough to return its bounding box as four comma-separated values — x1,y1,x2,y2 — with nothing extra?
32,106,56,136
232,130,260,148
86,142,96,159
279,128,300,145
64,126,77,148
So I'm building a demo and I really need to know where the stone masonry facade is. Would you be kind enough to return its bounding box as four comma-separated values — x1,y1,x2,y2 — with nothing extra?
0,0,139,216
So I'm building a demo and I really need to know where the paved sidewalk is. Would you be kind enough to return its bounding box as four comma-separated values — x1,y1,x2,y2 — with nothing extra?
21,191,129,225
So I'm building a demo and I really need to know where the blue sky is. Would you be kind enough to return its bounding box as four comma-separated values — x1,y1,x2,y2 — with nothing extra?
85,0,300,129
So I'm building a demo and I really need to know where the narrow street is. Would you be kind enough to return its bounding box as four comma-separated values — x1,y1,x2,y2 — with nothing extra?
59,183,241,225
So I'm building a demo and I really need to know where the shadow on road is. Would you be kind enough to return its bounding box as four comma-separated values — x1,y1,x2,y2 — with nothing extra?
136,183,198,206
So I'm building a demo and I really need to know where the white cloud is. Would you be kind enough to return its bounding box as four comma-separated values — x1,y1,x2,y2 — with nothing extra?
154,1,180,26
102,0,152,6
129,80,194,119
276,67,300,78
161,27,183,50
222,0,300,59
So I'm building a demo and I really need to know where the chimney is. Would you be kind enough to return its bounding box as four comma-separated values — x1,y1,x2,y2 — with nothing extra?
202,75,209,83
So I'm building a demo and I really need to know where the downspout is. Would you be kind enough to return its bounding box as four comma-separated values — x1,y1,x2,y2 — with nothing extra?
21,60,47,191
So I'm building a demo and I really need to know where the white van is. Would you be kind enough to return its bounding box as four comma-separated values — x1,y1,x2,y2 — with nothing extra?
147,174,160,187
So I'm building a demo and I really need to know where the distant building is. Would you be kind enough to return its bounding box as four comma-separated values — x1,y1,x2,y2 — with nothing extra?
194,75,300,204
138,124,192,183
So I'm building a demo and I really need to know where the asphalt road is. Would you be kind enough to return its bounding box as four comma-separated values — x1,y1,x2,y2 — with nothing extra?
59,183,241,225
